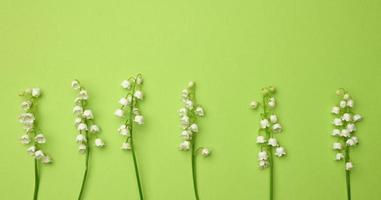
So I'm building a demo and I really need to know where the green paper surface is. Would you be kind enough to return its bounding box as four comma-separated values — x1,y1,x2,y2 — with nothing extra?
1,0,381,199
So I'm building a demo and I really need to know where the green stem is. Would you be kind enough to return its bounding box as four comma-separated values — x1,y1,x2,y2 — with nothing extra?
33,158,40,200
188,84,199,200
77,142,90,200
343,107,351,200
191,140,200,200
269,147,274,200
263,95,274,200
345,147,351,200
130,134,144,200
129,79,144,200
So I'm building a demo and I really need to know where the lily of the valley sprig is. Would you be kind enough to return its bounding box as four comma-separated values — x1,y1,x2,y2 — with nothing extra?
19,88,52,200
250,86,286,200
179,81,211,200
114,74,145,200
331,88,362,200
71,80,105,200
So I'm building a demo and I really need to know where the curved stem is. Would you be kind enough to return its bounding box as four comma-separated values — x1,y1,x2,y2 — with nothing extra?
191,140,200,200
129,78,144,200
345,147,351,200
77,142,90,200
131,135,144,200
187,83,199,200
33,158,40,200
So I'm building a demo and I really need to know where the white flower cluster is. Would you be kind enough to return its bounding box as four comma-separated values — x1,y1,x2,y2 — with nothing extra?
250,86,286,169
19,88,52,164
115,74,144,150
178,81,210,157
331,89,362,171
72,80,105,153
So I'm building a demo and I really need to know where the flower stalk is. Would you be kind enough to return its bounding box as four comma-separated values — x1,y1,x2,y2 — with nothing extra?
250,86,286,200
115,74,145,200
71,80,105,200
18,88,52,200
178,81,211,200
331,88,362,200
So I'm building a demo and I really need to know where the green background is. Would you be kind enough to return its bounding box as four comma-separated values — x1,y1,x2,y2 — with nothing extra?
1,0,381,199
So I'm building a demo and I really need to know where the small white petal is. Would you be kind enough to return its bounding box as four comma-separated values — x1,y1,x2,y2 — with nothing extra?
94,138,105,148
347,100,354,108
268,97,276,108
346,139,355,146
121,142,131,150
34,150,44,159
333,118,343,126
73,106,83,114
74,118,83,128
189,124,198,133
340,129,350,137
353,114,362,122
136,76,143,85
42,156,52,164
272,123,282,133
347,124,356,133
20,134,31,144
275,147,286,157
345,162,353,171
83,109,94,119
121,80,131,89
188,81,195,88
256,136,266,144
34,134,46,144
201,148,211,157
195,107,205,117
181,130,192,140
268,138,278,147
258,151,268,161
27,146,36,155
119,97,129,106
76,134,87,143
250,101,259,109
78,90,88,100
259,160,268,168
90,125,100,133
184,99,193,109
343,94,350,100
21,101,32,111
178,108,188,116
333,142,342,150
339,100,347,108
351,136,359,144
71,80,81,90
134,115,144,125
332,129,341,136
180,116,190,127
342,113,352,122
114,109,124,118
77,123,88,131
78,144,87,154
270,115,278,123
260,119,270,129
181,89,189,98
134,90,144,100
31,88,41,97
335,153,344,161
331,106,340,115
179,141,190,151
118,125,130,136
